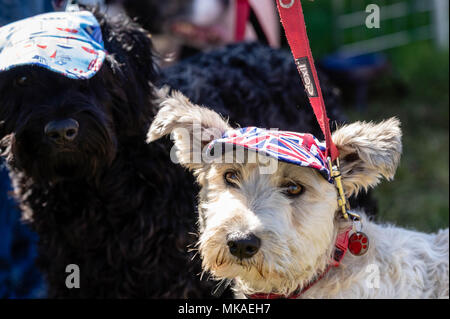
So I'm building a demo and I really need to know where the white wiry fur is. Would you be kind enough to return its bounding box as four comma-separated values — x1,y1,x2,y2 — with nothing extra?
148,91,449,299
148,89,231,171
332,118,403,197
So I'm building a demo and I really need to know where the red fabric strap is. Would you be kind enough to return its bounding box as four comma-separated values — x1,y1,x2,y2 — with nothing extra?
249,265,332,299
331,226,352,266
235,0,251,41
276,0,339,161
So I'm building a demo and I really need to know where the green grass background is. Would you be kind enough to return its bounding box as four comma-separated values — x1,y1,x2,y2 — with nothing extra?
346,42,449,232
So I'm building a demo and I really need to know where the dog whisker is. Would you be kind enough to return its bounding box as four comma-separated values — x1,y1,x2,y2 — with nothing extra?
190,251,199,261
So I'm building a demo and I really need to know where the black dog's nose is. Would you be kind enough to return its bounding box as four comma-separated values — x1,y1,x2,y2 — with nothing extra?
45,119,79,143
227,233,261,259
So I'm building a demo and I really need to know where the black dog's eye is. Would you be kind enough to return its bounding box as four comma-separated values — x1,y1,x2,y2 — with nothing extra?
15,76,30,87
224,171,239,187
283,182,304,197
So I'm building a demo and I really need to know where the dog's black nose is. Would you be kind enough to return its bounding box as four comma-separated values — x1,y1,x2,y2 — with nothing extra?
45,119,79,143
227,233,261,259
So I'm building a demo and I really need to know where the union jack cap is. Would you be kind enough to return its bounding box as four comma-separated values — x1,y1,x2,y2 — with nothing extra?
206,127,332,182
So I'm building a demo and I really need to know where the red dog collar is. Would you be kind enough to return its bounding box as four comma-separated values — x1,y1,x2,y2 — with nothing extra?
247,226,352,299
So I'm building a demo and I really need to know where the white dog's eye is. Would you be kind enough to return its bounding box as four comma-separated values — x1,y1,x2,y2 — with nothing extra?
283,182,304,196
224,171,239,187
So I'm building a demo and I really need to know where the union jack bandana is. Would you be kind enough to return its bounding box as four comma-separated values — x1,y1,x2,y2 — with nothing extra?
206,127,332,182
0,11,106,80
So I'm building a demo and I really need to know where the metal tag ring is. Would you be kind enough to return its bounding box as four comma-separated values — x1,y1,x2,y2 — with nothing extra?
353,219,363,233
279,0,295,9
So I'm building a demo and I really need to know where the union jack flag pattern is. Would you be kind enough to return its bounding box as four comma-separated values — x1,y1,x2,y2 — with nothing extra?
206,127,332,182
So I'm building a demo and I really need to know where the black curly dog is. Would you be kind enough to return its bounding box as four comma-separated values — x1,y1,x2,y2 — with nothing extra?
0,10,375,298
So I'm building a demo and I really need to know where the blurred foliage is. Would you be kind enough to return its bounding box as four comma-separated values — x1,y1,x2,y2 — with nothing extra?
346,41,449,232
302,0,436,57
301,0,335,57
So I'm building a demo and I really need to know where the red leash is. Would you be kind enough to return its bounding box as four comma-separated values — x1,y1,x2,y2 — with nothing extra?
276,0,339,161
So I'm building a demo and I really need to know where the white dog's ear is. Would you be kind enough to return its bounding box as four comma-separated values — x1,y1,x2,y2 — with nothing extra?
147,90,231,170
332,117,402,197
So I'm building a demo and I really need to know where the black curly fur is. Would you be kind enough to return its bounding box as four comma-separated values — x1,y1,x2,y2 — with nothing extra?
0,10,376,298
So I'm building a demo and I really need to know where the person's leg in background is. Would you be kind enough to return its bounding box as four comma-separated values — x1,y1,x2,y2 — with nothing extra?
0,161,47,298
0,0,52,298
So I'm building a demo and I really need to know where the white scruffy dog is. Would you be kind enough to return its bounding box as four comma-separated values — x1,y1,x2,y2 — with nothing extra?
148,91,449,299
